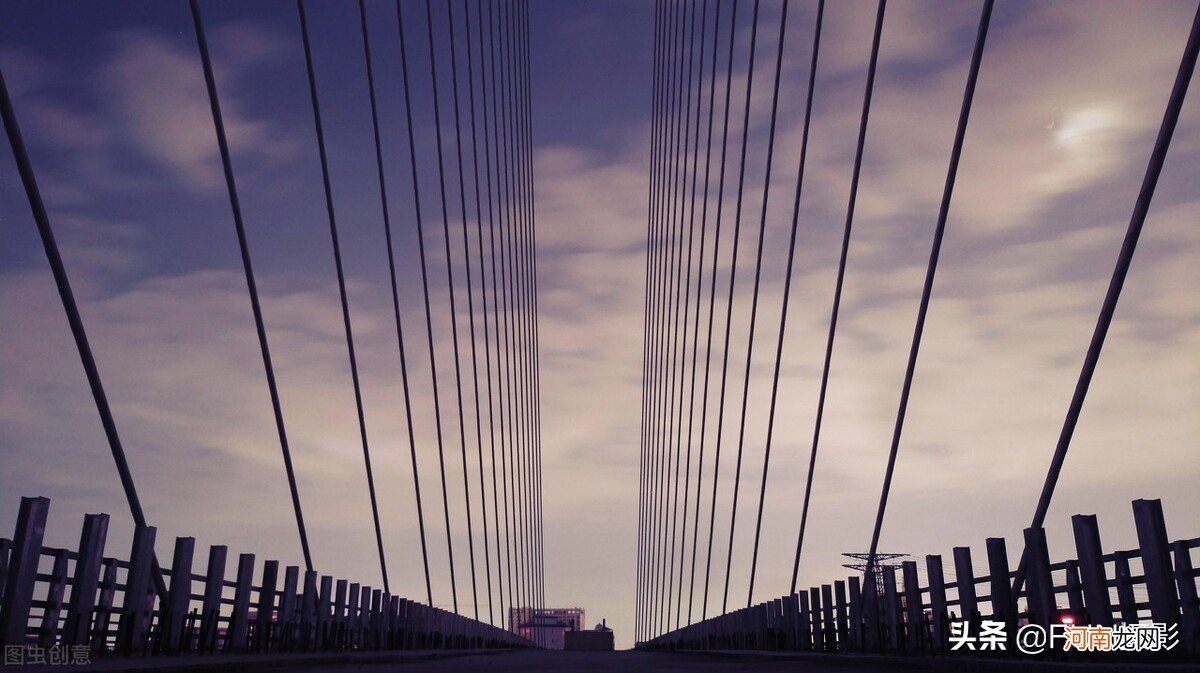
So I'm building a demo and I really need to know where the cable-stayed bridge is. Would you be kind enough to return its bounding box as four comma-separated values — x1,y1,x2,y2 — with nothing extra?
0,0,1198,670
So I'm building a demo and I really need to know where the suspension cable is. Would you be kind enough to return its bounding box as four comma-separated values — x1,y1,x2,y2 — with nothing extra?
475,0,512,626
664,0,702,633
1011,0,1199,599
462,0,499,626
638,0,669,640
747,0,823,605
675,0,711,630
295,0,388,592
707,0,761,616
652,0,688,637
495,0,528,617
0,27,170,602
652,0,681,633
516,0,547,626
685,0,726,627
394,0,459,609
790,0,884,594
864,0,994,586
439,0,483,620
189,0,314,574
698,0,740,622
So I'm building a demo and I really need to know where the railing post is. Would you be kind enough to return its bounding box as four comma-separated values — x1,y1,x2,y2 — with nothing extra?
926,554,947,653
333,579,348,649
347,582,360,649
226,553,255,652
901,561,921,652
38,548,69,647
783,593,798,649
952,546,977,626
1171,540,1199,654
0,495,49,646
370,589,382,649
163,536,195,653
63,513,109,647
821,585,835,652
834,581,848,651
199,545,227,653
317,575,333,648
985,537,1013,627
1071,514,1112,625
809,587,823,651
90,559,118,653
1023,527,1055,627
300,570,318,649
797,591,812,652
279,565,299,650
1132,498,1179,625
862,577,879,651
848,575,862,651
772,598,784,650
384,594,395,648
117,525,157,655
882,565,901,652
255,560,278,653
1113,550,1139,624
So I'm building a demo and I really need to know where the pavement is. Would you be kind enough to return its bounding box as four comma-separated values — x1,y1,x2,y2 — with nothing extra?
15,649,1200,672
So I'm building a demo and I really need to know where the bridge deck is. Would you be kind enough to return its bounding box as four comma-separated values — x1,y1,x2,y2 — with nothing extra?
59,649,1195,673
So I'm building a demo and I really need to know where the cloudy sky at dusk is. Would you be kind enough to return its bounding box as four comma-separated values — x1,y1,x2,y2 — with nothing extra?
1,0,1198,648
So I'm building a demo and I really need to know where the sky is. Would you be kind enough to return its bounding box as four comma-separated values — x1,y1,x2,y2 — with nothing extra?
1,0,1198,650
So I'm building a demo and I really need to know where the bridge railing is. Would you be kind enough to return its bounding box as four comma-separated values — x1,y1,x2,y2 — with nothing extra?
0,496,531,660
640,498,1199,658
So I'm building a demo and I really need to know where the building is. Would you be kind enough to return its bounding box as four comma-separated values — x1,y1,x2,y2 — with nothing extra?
509,607,584,650
564,619,614,651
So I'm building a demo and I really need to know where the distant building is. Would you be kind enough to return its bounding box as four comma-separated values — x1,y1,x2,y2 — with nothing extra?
564,619,614,651
509,607,584,650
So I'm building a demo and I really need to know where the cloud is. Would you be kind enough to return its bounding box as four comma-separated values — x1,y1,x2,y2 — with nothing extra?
101,28,299,191
1,0,1197,650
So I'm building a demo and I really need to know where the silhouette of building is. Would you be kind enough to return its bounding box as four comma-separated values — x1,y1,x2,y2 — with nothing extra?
564,619,614,651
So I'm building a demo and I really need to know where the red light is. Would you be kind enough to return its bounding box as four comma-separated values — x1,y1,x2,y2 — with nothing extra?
1061,615,1075,625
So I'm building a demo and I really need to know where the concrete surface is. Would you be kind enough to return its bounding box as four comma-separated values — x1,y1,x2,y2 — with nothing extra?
18,649,1200,672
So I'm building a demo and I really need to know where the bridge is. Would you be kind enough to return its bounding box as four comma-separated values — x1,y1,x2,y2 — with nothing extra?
0,0,1198,670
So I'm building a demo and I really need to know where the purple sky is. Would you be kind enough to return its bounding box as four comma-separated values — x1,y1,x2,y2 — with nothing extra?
2,0,1198,648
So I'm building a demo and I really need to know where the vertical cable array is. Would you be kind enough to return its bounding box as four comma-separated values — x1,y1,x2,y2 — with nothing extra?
662,0,700,635
653,0,686,637
7,0,549,639
395,0,460,610
515,0,547,631
636,2,667,641
673,0,711,632
746,0,823,606
461,0,497,626
189,0,314,574
695,0,739,625
686,0,731,628
500,0,533,637
423,0,481,618
719,0,788,613
862,0,994,588
355,0,434,603
790,0,884,595
705,0,759,617
295,0,389,592
485,0,520,626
